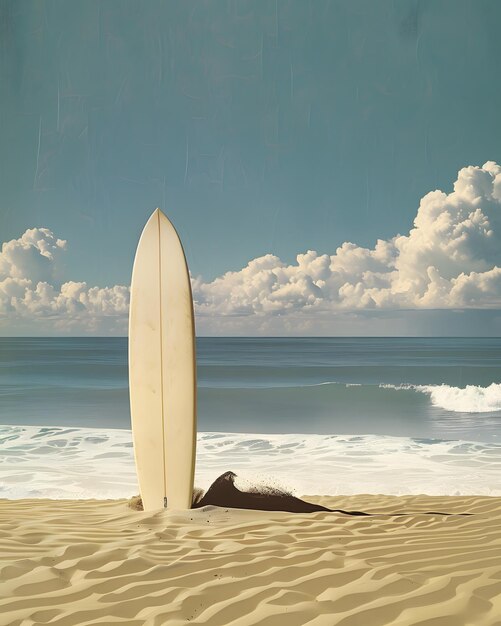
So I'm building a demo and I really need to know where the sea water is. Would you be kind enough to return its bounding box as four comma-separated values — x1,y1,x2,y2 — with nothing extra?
1,337,500,499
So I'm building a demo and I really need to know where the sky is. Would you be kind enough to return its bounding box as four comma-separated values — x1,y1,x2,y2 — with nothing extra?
1,0,501,336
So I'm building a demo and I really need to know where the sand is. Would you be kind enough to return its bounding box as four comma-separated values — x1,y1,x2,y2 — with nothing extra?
1,495,501,626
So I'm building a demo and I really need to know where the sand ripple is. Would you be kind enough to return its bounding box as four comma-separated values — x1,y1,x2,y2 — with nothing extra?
1,495,501,625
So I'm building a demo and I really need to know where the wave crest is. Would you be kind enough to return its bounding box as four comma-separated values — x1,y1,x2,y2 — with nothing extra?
383,382,501,413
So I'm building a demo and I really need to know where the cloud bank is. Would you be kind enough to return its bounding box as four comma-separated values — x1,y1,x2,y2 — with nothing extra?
1,162,501,335
195,161,501,318
0,228,129,334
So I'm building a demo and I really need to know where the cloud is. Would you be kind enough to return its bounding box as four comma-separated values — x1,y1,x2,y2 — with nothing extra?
1,161,501,335
0,227,66,284
0,229,129,334
194,161,501,317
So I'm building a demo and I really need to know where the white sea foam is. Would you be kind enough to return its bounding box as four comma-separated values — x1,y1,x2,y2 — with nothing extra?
418,382,501,413
382,382,501,413
1,424,501,500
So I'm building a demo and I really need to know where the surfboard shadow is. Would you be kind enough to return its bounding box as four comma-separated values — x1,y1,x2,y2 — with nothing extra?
191,471,369,515
130,471,471,517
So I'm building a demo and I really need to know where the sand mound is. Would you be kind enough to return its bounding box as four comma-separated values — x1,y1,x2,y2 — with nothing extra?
1,494,501,625
129,472,333,513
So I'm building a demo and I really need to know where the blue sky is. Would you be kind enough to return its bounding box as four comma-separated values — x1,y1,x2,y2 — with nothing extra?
1,0,501,335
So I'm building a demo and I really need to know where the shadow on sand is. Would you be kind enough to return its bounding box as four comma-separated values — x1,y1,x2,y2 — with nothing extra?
130,471,370,515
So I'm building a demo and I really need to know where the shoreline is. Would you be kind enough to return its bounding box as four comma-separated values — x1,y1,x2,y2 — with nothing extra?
3,425,501,500
2,494,501,625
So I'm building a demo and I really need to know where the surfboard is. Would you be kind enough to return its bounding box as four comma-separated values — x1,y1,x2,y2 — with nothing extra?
129,209,196,511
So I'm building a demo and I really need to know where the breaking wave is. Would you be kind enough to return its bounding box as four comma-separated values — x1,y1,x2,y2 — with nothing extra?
384,382,501,413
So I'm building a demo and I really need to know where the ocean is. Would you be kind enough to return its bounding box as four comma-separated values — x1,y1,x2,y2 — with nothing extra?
1,337,501,499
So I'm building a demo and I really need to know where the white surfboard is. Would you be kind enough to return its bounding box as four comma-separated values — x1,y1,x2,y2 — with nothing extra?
129,209,196,511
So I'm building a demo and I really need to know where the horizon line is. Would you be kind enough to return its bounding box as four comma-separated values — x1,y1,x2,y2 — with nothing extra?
1,336,500,340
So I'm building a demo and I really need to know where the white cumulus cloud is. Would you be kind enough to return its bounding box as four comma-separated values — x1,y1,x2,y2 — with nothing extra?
194,161,501,318
1,161,501,335
0,228,129,334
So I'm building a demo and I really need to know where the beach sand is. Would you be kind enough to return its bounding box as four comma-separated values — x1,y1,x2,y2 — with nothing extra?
1,495,501,626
